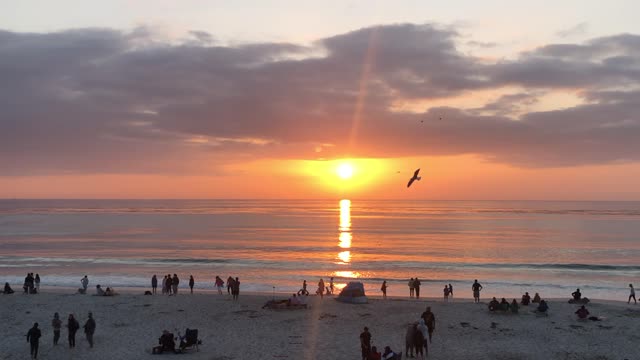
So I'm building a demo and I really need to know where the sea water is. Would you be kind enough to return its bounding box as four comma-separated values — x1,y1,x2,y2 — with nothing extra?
1,199,638,301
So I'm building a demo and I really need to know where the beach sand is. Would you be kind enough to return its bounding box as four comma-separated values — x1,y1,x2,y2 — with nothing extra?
1,290,638,360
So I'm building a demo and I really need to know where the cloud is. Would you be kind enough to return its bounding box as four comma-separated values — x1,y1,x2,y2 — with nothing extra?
556,22,589,38
1,24,639,175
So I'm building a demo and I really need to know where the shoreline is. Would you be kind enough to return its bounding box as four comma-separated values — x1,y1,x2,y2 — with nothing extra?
9,285,636,305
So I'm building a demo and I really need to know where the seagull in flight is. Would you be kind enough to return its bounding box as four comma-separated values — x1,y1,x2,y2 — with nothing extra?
407,168,421,188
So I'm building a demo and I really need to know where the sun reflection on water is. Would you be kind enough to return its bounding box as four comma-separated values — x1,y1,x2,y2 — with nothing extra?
336,199,355,271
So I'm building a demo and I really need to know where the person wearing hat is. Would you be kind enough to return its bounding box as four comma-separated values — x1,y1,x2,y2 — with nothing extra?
83,312,96,348
51,313,62,345
26,322,41,359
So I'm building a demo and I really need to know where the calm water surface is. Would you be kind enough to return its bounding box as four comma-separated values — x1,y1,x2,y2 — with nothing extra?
1,199,639,300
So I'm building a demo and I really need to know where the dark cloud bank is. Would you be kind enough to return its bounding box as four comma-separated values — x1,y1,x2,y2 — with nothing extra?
1,24,639,175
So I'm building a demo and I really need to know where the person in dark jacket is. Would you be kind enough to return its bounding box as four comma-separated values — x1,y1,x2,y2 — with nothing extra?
27,322,41,359
51,313,62,345
83,312,96,348
151,275,158,294
189,275,195,294
172,274,179,295
232,277,240,300
67,314,79,348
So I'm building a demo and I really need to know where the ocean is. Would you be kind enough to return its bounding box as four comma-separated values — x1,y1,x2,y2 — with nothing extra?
1,199,638,301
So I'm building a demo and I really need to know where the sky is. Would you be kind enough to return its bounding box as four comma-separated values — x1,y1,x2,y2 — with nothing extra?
1,0,640,200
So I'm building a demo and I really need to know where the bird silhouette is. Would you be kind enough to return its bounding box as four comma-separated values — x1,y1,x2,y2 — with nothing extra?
407,168,421,188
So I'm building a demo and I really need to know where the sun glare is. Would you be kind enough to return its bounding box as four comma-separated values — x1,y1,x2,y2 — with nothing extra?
337,163,354,179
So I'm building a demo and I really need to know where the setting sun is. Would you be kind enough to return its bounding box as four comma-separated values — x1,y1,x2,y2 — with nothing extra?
336,163,354,179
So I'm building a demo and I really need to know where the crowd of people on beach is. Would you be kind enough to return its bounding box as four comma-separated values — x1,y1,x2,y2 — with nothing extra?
4,271,639,359
24,312,95,359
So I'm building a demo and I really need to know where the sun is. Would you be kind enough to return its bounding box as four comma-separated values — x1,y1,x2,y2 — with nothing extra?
336,163,354,179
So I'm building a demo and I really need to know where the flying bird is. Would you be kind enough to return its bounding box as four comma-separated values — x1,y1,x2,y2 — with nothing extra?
407,168,421,188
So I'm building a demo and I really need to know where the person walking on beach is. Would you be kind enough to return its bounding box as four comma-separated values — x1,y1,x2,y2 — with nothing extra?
381,281,388,299
172,274,179,295
81,276,89,292
232,277,240,300
83,312,96,348
409,278,415,298
629,284,636,304
67,314,79,348
421,306,436,343
472,280,483,303
215,276,224,294
443,285,450,301
151,275,158,294
35,274,41,292
317,278,325,298
359,326,372,360
448,283,453,298
189,275,195,294
414,277,422,299
330,277,334,294
26,322,41,359
51,313,61,345
227,276,234,294
415,319,429,357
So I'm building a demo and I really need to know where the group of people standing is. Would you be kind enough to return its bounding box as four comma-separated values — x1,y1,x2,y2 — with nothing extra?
226,276,241,300
408,278,422,299
152,274,182,295
25,312,95,359
23,273,41,294
149,274,240,299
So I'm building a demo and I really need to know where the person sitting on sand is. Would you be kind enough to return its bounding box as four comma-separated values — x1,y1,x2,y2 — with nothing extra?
521,292,531,305
153,330,177,354
488,297,500,311
571,288,582,301
500,298,509,311
536,300,549,313
382,345,398,360
105,287,117,296
510,299,519,313
532,292,541,303
3,282,14,294
95,285,105,296
299,293,308,306
575,305,589,319
369,346,382,360
288,294,300,306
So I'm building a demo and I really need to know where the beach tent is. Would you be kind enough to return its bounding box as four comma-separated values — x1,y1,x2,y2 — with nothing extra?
335,281,368,304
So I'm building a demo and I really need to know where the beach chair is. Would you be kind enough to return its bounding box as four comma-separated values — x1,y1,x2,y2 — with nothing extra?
178,329,200,352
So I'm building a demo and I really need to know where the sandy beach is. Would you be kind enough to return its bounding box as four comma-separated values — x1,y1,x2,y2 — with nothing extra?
1,289,638,360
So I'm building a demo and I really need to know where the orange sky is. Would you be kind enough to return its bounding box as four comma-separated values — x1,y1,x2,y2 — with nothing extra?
3,155,640,200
